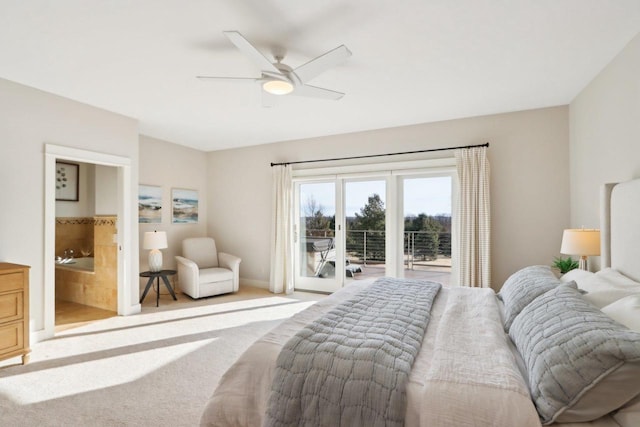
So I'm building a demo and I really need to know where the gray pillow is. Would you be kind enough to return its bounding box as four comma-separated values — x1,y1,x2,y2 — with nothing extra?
509,284,640,425
498,265,561,331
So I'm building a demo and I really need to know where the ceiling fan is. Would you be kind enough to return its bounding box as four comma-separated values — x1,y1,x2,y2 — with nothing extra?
197,31,352,106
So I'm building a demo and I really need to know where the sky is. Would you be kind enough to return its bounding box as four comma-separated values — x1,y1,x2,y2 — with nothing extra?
300,176,451,218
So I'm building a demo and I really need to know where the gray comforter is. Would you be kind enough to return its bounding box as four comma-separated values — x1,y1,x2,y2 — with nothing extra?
263,278,442,427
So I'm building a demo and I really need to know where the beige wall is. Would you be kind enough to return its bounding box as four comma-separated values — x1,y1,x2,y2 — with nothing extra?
55,162,118,217
95,164,118,215
0,78,139,334
569,32,640,270
138,135,208,280
55,162,96,217
208,106,570,290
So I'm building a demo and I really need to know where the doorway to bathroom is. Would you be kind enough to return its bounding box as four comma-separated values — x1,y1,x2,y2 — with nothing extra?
54,161,119,331
44,144,133,341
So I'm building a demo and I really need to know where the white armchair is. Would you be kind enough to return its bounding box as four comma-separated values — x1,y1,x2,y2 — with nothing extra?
175,237,241,299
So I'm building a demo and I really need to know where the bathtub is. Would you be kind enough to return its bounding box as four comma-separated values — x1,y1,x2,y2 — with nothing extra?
55,257,94,273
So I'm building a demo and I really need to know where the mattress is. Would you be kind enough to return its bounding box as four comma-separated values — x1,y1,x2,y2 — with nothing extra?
200,280,622,427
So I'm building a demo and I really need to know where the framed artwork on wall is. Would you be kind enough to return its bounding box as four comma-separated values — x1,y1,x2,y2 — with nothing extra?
172,188,198,224
55,161,79,201
138,184,162,223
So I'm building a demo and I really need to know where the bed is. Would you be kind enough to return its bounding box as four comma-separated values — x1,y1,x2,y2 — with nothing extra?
200,179,640,427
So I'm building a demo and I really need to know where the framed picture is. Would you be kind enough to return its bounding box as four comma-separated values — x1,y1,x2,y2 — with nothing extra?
55,161,79,201
138,185,162,223
172,188,198,224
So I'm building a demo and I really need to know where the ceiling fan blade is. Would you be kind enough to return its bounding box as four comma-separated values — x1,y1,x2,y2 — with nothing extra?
293,45,352,83
292,84,345,100
223,31,282,75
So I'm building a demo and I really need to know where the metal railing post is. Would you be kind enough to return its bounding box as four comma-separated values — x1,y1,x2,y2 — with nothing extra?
410,231,415,270
363,231,367,266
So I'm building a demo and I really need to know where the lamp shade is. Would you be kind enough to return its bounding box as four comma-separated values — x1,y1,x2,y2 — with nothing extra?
143,231,168,250
560,229,600,256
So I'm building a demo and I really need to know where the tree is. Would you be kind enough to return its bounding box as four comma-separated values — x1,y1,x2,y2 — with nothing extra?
404,213,447,260
350,194,386,261
418,215,443,260
303,195,332,236
353,194,385,230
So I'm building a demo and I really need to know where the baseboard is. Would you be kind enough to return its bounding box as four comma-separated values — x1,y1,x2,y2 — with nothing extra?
240,278,269,289
32,327,53,344
120,303,141,316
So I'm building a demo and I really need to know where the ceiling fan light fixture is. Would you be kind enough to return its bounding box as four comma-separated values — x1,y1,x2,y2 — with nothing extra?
263,79,294,95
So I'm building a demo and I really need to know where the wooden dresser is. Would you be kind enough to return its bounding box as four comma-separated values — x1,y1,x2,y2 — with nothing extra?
0,263,30,365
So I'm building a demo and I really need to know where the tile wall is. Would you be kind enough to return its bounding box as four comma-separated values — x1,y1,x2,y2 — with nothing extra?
55,216,117,311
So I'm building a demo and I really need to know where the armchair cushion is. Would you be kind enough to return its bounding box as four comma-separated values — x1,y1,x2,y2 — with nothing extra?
200,267,234,284
182,237,219,269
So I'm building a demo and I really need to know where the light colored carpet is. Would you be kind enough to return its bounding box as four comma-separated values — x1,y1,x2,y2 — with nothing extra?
0,286,324,426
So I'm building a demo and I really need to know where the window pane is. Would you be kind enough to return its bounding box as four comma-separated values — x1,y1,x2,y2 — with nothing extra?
345,180,386,280
403,176,452,285
298,182,335,278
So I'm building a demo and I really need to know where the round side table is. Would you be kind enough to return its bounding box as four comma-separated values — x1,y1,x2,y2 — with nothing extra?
140,269,177,307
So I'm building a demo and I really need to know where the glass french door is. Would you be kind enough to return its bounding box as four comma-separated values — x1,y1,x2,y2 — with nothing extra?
294,177,389,292
344,179,388,281
294,181,342,292
293,167,455,292
401,175,453,285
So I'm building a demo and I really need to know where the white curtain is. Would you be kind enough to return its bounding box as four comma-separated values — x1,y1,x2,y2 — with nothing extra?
454,146,491,287
269,165,294,294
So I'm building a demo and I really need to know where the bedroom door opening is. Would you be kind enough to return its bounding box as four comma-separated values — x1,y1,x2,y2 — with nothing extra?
43,144,132,342
344,179,388,281
292,159,456,292
293,180,342,293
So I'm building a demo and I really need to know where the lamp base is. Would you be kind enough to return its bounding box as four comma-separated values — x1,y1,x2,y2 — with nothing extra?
578,255,588,271
149,249,163,272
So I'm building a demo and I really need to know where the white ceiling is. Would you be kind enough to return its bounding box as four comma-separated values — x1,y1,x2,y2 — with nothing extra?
1,1,639,152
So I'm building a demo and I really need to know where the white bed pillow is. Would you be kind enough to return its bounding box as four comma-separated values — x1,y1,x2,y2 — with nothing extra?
597,268,640,286
560,268,594,283
602,294,640,332
574,268,640,308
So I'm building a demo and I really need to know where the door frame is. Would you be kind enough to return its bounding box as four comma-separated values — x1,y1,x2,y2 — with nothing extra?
43,144,132,340
292,158,457,291
394,171,457,279
292,178,344,293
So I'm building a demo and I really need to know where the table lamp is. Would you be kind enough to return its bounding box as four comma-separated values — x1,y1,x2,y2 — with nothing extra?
560,228,600,270
143,231,168,272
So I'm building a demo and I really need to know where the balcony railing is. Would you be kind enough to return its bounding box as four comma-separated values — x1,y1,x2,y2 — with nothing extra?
303,229,452,270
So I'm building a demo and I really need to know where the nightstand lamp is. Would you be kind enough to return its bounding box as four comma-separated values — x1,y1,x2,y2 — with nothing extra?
143,231,168,272
560,228,600,271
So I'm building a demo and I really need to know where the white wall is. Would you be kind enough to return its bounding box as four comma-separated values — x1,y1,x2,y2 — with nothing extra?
55,162,118,217
569,32,640,270
138,135,208,280
95,164,118,215
55,162,95,217
0,78,139,335
208,106,570,290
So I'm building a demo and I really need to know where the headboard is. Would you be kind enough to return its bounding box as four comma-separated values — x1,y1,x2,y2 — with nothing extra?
600,179,640,282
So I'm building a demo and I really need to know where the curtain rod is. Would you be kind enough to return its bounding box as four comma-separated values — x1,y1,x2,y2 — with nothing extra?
270,142,489,167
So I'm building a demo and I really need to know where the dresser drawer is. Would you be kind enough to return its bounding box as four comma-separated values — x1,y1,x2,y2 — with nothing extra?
0,291,23,323
0,272,23,293
0,321,24,357
0,263,29,364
